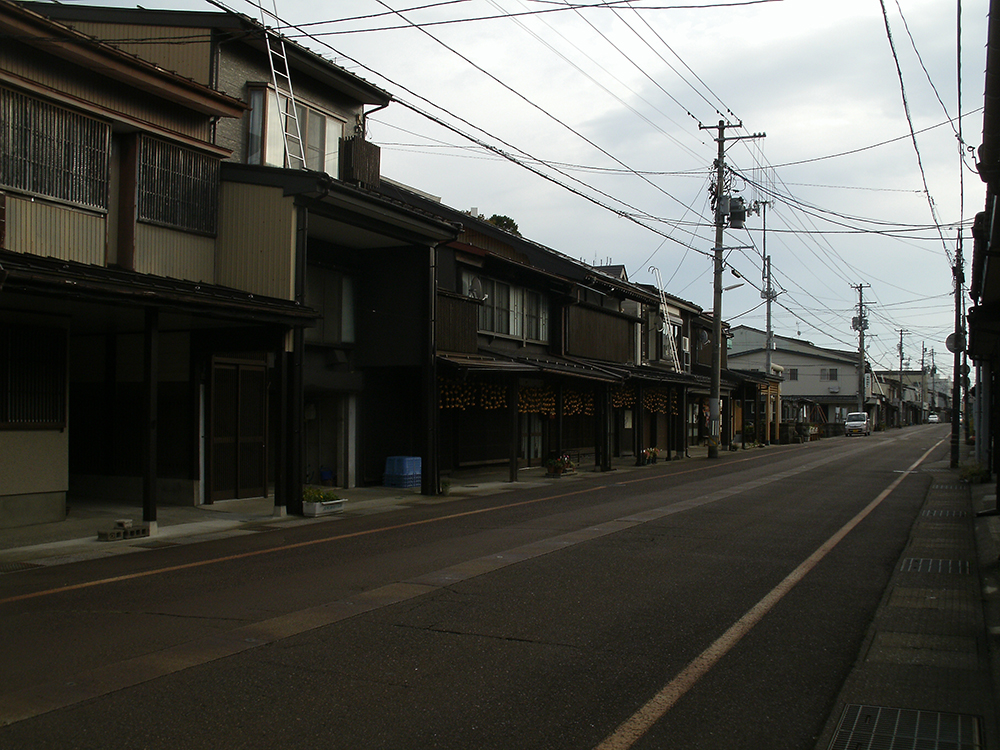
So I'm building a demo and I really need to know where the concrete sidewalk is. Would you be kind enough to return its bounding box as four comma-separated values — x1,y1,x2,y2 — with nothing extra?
814,455,999,749
0,451,691,568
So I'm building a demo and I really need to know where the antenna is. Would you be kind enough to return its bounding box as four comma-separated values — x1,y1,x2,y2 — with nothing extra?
468,277,484,300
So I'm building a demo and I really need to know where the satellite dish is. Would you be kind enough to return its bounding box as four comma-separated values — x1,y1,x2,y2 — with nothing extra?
468,277,484,300
698,330,710,346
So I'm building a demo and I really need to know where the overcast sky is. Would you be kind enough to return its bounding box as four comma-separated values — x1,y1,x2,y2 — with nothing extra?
318,0,985,381
67,0,988,379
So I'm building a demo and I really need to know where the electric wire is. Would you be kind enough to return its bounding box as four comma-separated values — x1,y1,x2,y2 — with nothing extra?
282,0,784,36
877,0,953,265
371,0,703,219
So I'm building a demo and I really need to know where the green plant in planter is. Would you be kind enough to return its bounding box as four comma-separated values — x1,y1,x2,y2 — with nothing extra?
303,487,340,503
959,462,990,484
546,454,573,472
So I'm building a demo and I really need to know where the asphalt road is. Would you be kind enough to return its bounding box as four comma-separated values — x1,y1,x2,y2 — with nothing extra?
0,427,948,749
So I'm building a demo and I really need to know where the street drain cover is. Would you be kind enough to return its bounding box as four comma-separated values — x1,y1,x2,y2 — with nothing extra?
0,561,43,573
900,558,970,574
830,704,981,749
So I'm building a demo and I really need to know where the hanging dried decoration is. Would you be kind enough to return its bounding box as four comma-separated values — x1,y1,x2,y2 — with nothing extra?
643,388,670,414
518,385,555,415
611,384,635,409
438,378,477,410
480,382,508,411
564,388,594,417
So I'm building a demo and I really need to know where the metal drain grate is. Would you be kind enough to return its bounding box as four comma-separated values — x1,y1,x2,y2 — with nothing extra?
922,509,968,518
901,558,970,574
830,704,981,749
931,484,966,490
0,561,43,574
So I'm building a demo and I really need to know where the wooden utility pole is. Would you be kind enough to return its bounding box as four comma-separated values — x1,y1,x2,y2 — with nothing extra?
699,120,764,458
898,329,906,427
852,283,869,415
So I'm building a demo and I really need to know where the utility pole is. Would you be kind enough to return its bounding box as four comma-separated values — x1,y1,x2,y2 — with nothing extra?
752,199,776,446
851,284,869,415
950,229,965,468
699,120,764,459
898,329,906,427
921,342,927,422
756,201,776,376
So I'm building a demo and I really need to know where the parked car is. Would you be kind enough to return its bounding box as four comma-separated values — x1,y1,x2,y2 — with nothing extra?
845,412,871,436
928,413,939,423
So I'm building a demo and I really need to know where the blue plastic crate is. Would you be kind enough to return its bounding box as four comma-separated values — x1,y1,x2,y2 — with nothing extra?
383,473,421,488
385,456,421,475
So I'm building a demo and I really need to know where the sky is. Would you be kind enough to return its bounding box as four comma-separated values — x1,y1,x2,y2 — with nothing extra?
64,0,989,380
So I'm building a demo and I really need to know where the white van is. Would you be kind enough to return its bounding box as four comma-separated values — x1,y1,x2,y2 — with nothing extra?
845,412,871,437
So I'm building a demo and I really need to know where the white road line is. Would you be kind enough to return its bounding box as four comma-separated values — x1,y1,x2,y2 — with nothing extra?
593,439,945,750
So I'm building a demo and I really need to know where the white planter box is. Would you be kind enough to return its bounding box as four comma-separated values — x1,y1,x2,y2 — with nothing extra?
303,499,345,517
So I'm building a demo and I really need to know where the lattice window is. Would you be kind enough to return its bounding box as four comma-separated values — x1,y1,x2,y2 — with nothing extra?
138,136,218,235
0,87,109,210
0,325,67,429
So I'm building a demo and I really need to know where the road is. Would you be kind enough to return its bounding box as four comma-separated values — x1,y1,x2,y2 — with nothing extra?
0,427,948,749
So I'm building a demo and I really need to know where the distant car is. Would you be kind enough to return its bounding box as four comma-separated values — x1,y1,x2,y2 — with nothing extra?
928,413,939,423
845,412,871,436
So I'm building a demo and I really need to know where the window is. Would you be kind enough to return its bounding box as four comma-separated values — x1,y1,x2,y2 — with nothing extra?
138,136,218,235
480,278,511,335
464,272,548,342
787,368,798,381
523,290,543,341
304,268,354,345
820,368,838,381
248,87,344,176
0,325,67,429
0,87,109,210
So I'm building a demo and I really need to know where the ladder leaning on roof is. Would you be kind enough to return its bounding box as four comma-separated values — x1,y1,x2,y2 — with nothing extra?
258,0,305,169
649,266,682,371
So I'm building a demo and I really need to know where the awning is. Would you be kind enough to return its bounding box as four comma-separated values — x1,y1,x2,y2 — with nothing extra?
0,248,317,326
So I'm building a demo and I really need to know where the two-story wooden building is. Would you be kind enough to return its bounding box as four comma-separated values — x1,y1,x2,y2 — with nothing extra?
29,2,462,508
0,0,319,527
379,181,707,477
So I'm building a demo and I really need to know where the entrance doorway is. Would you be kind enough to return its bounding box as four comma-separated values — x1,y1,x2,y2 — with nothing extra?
209,356,267,501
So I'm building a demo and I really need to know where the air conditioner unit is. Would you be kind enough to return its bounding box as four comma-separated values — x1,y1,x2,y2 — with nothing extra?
829,386,840,393
681,336,690,353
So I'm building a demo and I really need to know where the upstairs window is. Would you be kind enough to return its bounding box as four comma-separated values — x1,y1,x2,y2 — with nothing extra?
248,87,344,175
787,368,798,381
138,136,218,235
0,87,109,210
463,271,548,343
820,368,838,381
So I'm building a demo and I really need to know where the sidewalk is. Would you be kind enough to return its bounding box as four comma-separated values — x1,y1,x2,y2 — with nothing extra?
0,451,697,568
813,450,998,749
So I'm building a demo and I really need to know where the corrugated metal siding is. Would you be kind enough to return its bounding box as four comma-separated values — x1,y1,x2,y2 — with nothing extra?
216,181,295,300
135,222,215,282
0,42,212,140
5,195,105,265
55,22,213,85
